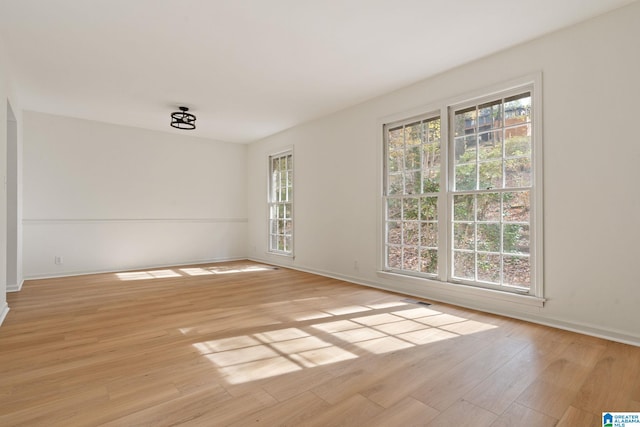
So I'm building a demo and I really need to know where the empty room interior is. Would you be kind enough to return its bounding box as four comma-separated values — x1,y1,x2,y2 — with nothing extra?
1,1,639,426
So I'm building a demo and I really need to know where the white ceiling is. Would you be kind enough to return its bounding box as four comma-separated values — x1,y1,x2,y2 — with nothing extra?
0,0,635,143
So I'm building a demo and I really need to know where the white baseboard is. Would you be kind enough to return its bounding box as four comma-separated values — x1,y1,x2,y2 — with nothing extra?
0,302,9,326
7,279,24,292
249,256,640,347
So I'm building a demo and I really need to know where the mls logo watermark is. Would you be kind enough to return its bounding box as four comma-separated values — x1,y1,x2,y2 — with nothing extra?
603,412,640,427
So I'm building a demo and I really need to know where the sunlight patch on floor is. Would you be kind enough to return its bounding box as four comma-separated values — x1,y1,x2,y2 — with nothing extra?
194,327,358,384
116,269,182,281
291,311,334,321
324,305,372,316
193,300,498,385
179,267,215,276
116,264,275,281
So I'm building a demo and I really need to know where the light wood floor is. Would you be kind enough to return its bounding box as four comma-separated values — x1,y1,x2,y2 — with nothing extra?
1,261,638,426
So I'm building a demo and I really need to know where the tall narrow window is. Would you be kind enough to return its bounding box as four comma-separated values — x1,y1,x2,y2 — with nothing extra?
269,151,293,255
383,81,541,297
384,115,441,276
451,92,533,290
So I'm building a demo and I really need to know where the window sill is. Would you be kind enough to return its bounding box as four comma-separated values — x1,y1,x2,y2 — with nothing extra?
266,251,294,259
376,270,545,308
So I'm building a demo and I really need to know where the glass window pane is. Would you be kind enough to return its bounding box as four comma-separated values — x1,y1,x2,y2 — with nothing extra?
419,197,437,221
504,125,531,157
402,247,419,271
454,107,476,137
404,121,422,147
505,158,531,188
478,160,503,190
478,131,503,160
388,173,403,195
387,222,402,245
504,93,531,125
477,223,500,252
287,171,293,192
453,251,475,280
477,253,501,284
422,141,440,170
453,223,474,250
403,221,419,246
403,197,419,220
420,249,438,274
455,163,477,191
280,172,287,189
405,145,421,170
423,169,440,193
387,198,402,220
478,100,502,129
284,220,293,235
427,118,441,144
387,246,402,269
387,126,404,150
388,149,403,173
420,222,437,247
455,135,477,163
453,194,474,221
477,193,501,221
503,191,530,222
404,170,421,195
503,224,529,254
503,256,530,288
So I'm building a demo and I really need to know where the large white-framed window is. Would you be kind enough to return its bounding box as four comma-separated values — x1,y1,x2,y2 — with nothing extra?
268,150,293,255
384,114,442,276
383,78,542,298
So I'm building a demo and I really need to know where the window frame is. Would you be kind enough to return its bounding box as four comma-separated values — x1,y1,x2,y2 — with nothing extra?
383,113,443,279
268,149,294,257
381,74,543,300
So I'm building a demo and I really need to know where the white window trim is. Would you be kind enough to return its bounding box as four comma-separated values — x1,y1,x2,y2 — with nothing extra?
267,147,294,257
378,73,544,305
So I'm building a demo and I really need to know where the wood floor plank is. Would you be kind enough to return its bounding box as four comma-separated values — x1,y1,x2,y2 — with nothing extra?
227,391,330,426
0,260,638,426
515,339,607,419
301,393,383,427
556,405,599,427
410,335,529,411
490,402,557,427
427,399,497,427
464,335,570,415
571,340,640,416
368,397,439,427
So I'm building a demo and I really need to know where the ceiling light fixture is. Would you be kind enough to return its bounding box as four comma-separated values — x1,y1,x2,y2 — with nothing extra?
170,106,196,130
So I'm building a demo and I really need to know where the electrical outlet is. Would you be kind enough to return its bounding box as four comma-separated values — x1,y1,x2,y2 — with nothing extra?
54,256,63,265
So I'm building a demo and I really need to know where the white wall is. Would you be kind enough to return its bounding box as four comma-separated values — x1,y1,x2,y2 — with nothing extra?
0,42,8,323
23,112,247,277
6,102,19,291
0,37,23,324
248,2,640,345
